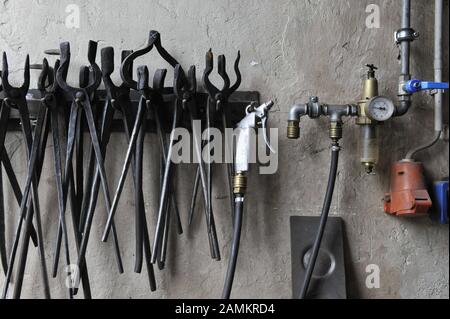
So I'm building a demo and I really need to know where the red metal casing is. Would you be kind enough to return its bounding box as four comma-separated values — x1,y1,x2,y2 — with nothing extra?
384,160,432,216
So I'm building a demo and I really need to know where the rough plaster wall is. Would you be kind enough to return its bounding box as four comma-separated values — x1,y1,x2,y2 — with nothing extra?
0,0,448,299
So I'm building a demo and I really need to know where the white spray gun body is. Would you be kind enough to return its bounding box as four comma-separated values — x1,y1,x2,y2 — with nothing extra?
235,100,275,174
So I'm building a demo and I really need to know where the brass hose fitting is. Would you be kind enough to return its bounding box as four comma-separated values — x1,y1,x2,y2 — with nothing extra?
233,172,247,195
287,120,300,139
329,121,343,142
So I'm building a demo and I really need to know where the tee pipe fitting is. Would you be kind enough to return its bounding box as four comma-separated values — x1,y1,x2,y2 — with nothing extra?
287,96,358,142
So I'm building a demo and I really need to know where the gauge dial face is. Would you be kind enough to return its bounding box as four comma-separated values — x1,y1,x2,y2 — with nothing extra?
366,96,395,122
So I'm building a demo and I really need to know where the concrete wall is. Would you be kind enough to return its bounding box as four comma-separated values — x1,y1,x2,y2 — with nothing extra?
0,0,448,298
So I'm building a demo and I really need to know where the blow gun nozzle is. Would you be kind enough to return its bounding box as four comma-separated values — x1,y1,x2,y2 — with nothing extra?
264,100,274,110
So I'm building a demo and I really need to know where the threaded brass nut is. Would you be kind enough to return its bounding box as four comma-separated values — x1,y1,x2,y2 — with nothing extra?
329,121,343,142
233,172,247,195
287,120,300,139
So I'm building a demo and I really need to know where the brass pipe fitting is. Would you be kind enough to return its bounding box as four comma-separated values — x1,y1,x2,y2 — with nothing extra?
329,121,343,142
356,65,380,172
356,65,378,125
287,120,300,139
233,172,247,195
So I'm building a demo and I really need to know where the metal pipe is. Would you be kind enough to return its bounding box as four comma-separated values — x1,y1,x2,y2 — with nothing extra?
402,0,411,29
404,0,444,159
394,0,413,116
401,41,410,77
288,100,358,140
288,104,307,122
287,104,308,139
288,102,357,123
322,104,357,122
394,100,411,116
434,0,443,132
401,0,411,75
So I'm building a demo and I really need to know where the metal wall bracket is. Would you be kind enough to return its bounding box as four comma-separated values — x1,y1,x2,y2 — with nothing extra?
5,90,259,132
290,216,346,299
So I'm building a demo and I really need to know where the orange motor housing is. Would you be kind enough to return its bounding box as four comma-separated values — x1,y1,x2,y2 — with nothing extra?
384,160,432,216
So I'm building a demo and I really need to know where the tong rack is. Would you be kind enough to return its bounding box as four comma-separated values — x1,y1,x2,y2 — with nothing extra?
0,29,260,299
7,90,259,132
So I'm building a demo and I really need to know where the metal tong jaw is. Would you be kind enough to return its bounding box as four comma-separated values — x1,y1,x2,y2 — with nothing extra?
32,58,64,112
120,30,178,90
102,47,134,103
138,65,168,100
31,58,58,94
1,53,30,105
56,41,102,100
174,64,196,105
203,49,241,109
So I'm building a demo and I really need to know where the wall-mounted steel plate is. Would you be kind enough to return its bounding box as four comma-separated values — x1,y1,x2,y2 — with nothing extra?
5,90,259,133
290,216,346,299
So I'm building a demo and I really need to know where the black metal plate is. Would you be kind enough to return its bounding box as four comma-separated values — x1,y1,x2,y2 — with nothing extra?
290,216,346,299
5,90,259,133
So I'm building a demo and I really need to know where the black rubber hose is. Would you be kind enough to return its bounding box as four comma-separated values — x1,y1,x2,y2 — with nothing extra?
0,167,7,275
222,196,244,299
299,143,340,299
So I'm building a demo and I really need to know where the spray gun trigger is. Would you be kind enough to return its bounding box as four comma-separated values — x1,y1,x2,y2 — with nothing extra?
261,117,275,153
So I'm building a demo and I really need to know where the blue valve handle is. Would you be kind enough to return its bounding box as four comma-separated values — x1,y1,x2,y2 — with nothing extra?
404,79,449,93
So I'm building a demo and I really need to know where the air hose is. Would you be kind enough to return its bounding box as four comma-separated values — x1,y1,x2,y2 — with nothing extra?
299,143,340,299
220,100,274,299
222,196,244,299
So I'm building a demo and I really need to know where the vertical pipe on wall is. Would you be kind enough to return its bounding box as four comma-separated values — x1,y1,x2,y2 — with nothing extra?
402,0,411,28
434,0,443,132
395,0,413,116
401,0,411,76
404,0,444,160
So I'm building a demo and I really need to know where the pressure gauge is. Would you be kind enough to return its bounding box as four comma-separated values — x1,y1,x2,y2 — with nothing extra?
365,96,395,122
